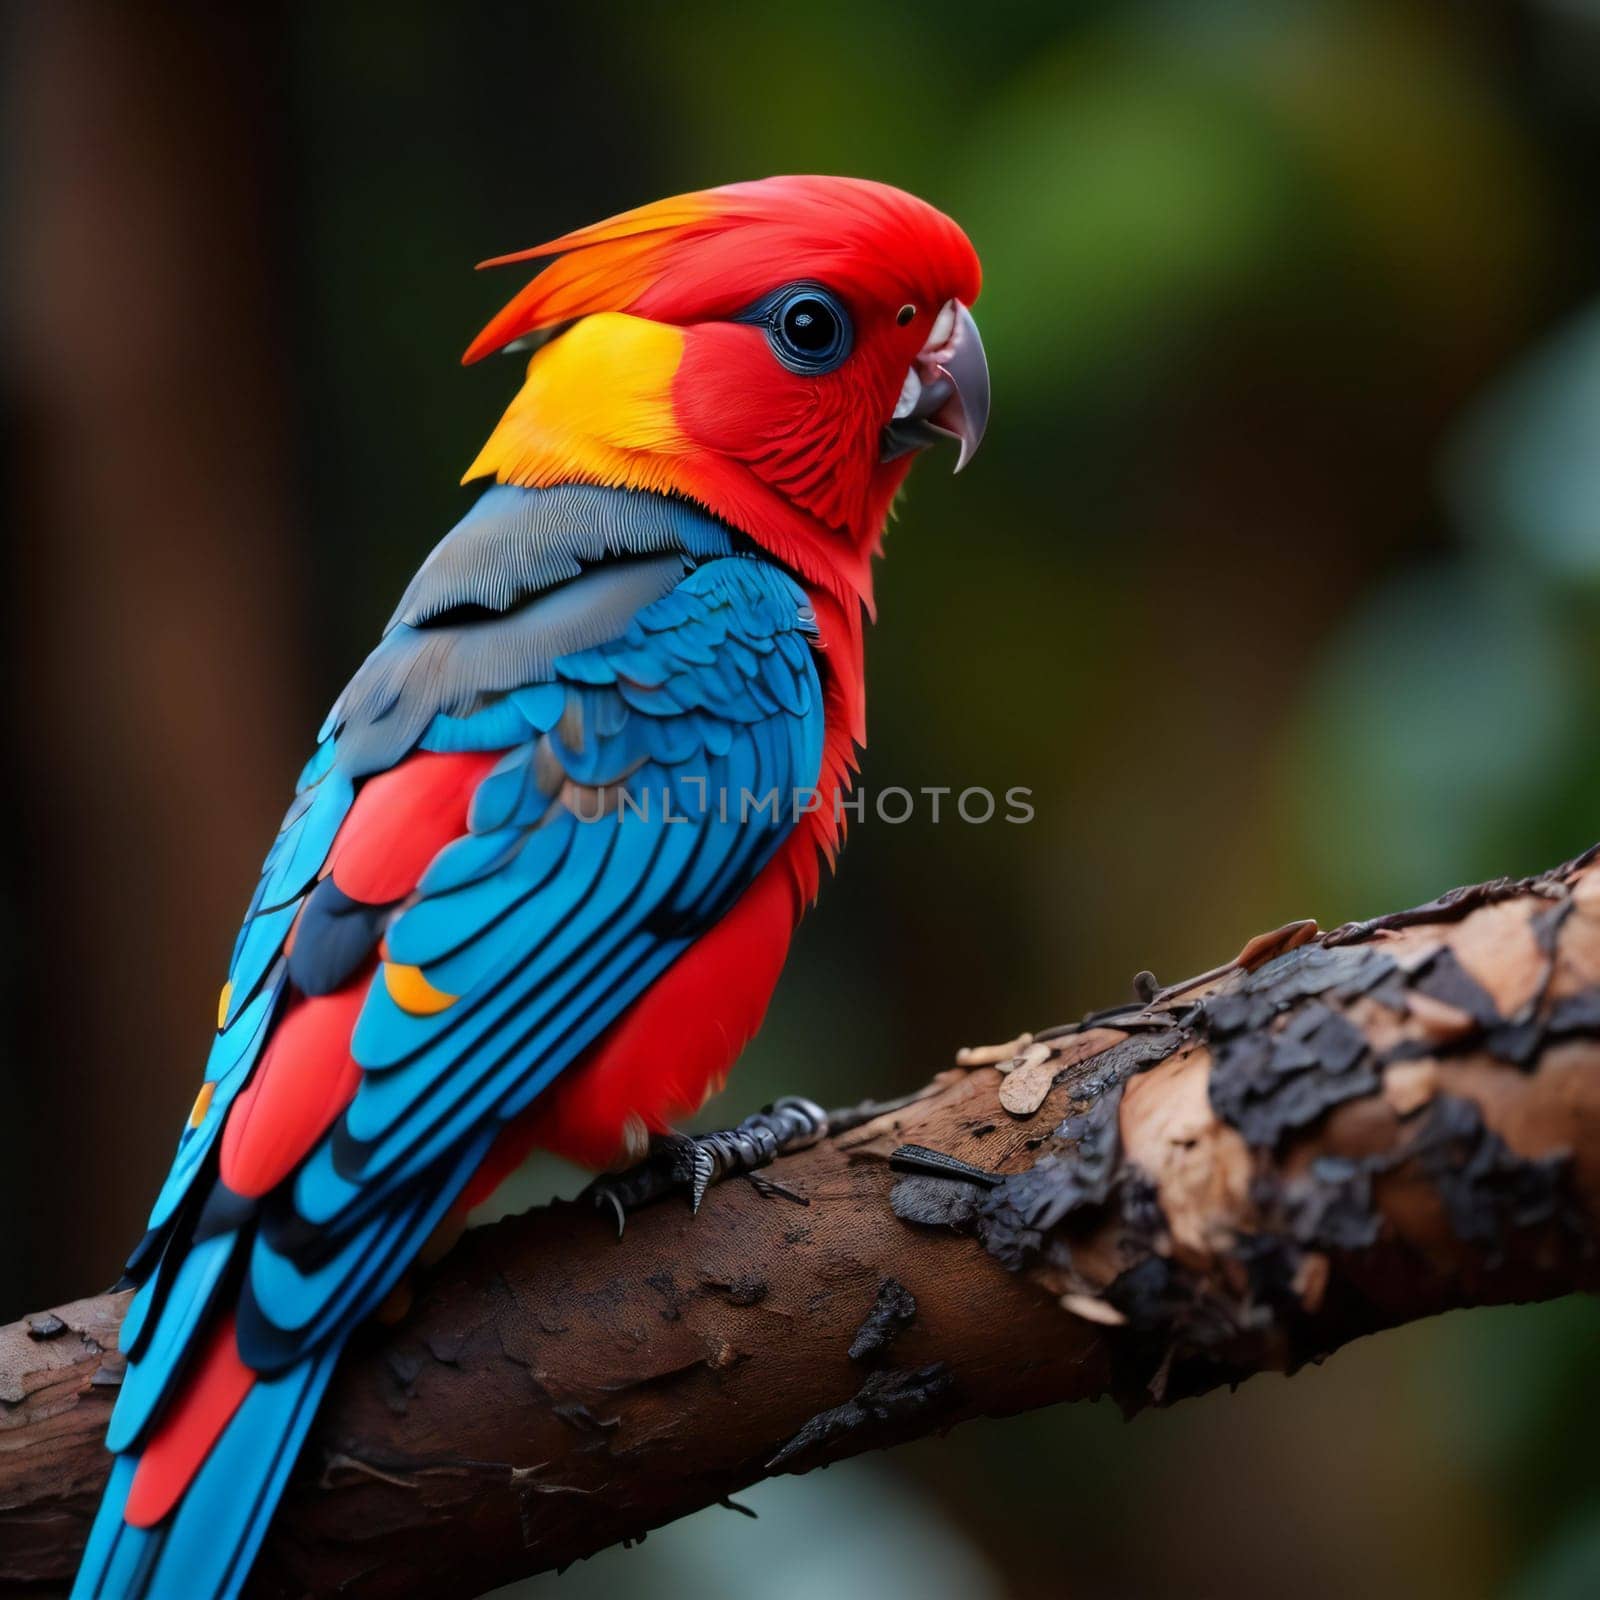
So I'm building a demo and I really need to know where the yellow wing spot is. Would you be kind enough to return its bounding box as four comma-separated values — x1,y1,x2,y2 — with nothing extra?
216,980,233,1031
383,961,458,1017
188,1081,216,1129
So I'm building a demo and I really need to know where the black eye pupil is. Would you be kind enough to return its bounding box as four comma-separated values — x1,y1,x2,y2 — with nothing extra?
783,299,835,352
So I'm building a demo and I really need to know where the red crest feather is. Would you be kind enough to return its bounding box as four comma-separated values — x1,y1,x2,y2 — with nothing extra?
464,175,980,364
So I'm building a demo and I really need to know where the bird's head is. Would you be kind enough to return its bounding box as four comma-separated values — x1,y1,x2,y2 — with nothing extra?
462,176,985,607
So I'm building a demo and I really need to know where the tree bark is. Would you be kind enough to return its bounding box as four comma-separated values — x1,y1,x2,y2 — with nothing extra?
6,846,1600,1598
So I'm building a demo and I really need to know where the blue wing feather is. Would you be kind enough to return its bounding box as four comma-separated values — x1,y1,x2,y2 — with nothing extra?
80,487,823,1600
271,556,819,1280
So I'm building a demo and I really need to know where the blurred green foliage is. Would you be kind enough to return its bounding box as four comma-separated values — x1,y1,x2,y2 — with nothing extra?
248,0,1600,1592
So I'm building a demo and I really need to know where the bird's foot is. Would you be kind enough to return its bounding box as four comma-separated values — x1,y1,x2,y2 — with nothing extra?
588,1096,830,1236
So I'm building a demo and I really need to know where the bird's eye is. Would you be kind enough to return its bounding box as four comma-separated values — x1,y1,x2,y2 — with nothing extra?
897,303,917,326
755,284,853,374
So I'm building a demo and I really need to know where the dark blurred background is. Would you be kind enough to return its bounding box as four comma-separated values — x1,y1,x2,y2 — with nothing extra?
7,1,1600,1595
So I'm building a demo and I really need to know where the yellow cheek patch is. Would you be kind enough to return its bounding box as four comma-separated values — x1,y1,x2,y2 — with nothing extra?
464,313,690,493
383,961,458,1017
188,1081,216,1129
216,980,233,1031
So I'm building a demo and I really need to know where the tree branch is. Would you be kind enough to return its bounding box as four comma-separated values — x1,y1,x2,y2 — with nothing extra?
6,847,1600,1598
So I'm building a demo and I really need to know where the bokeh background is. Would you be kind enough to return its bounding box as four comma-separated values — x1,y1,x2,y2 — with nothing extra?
7,1,1600,1595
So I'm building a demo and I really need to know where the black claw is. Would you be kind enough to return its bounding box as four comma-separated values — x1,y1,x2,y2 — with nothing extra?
583,1096,833,1228
688,1144,715,1214
747,1171,809,1205
596,1187,627,1240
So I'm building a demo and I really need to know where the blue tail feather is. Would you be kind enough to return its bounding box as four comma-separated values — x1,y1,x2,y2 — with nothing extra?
71,1347,340,1600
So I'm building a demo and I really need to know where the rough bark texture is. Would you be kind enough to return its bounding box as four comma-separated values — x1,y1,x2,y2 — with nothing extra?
6,847,1600,1598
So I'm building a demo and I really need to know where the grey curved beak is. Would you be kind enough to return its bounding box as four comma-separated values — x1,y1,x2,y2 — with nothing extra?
879,301,990,473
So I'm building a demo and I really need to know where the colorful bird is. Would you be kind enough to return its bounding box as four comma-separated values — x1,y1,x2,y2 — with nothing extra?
72,175,986,1599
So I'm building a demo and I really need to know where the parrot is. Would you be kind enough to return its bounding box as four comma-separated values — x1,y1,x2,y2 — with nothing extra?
71,174,987,1600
